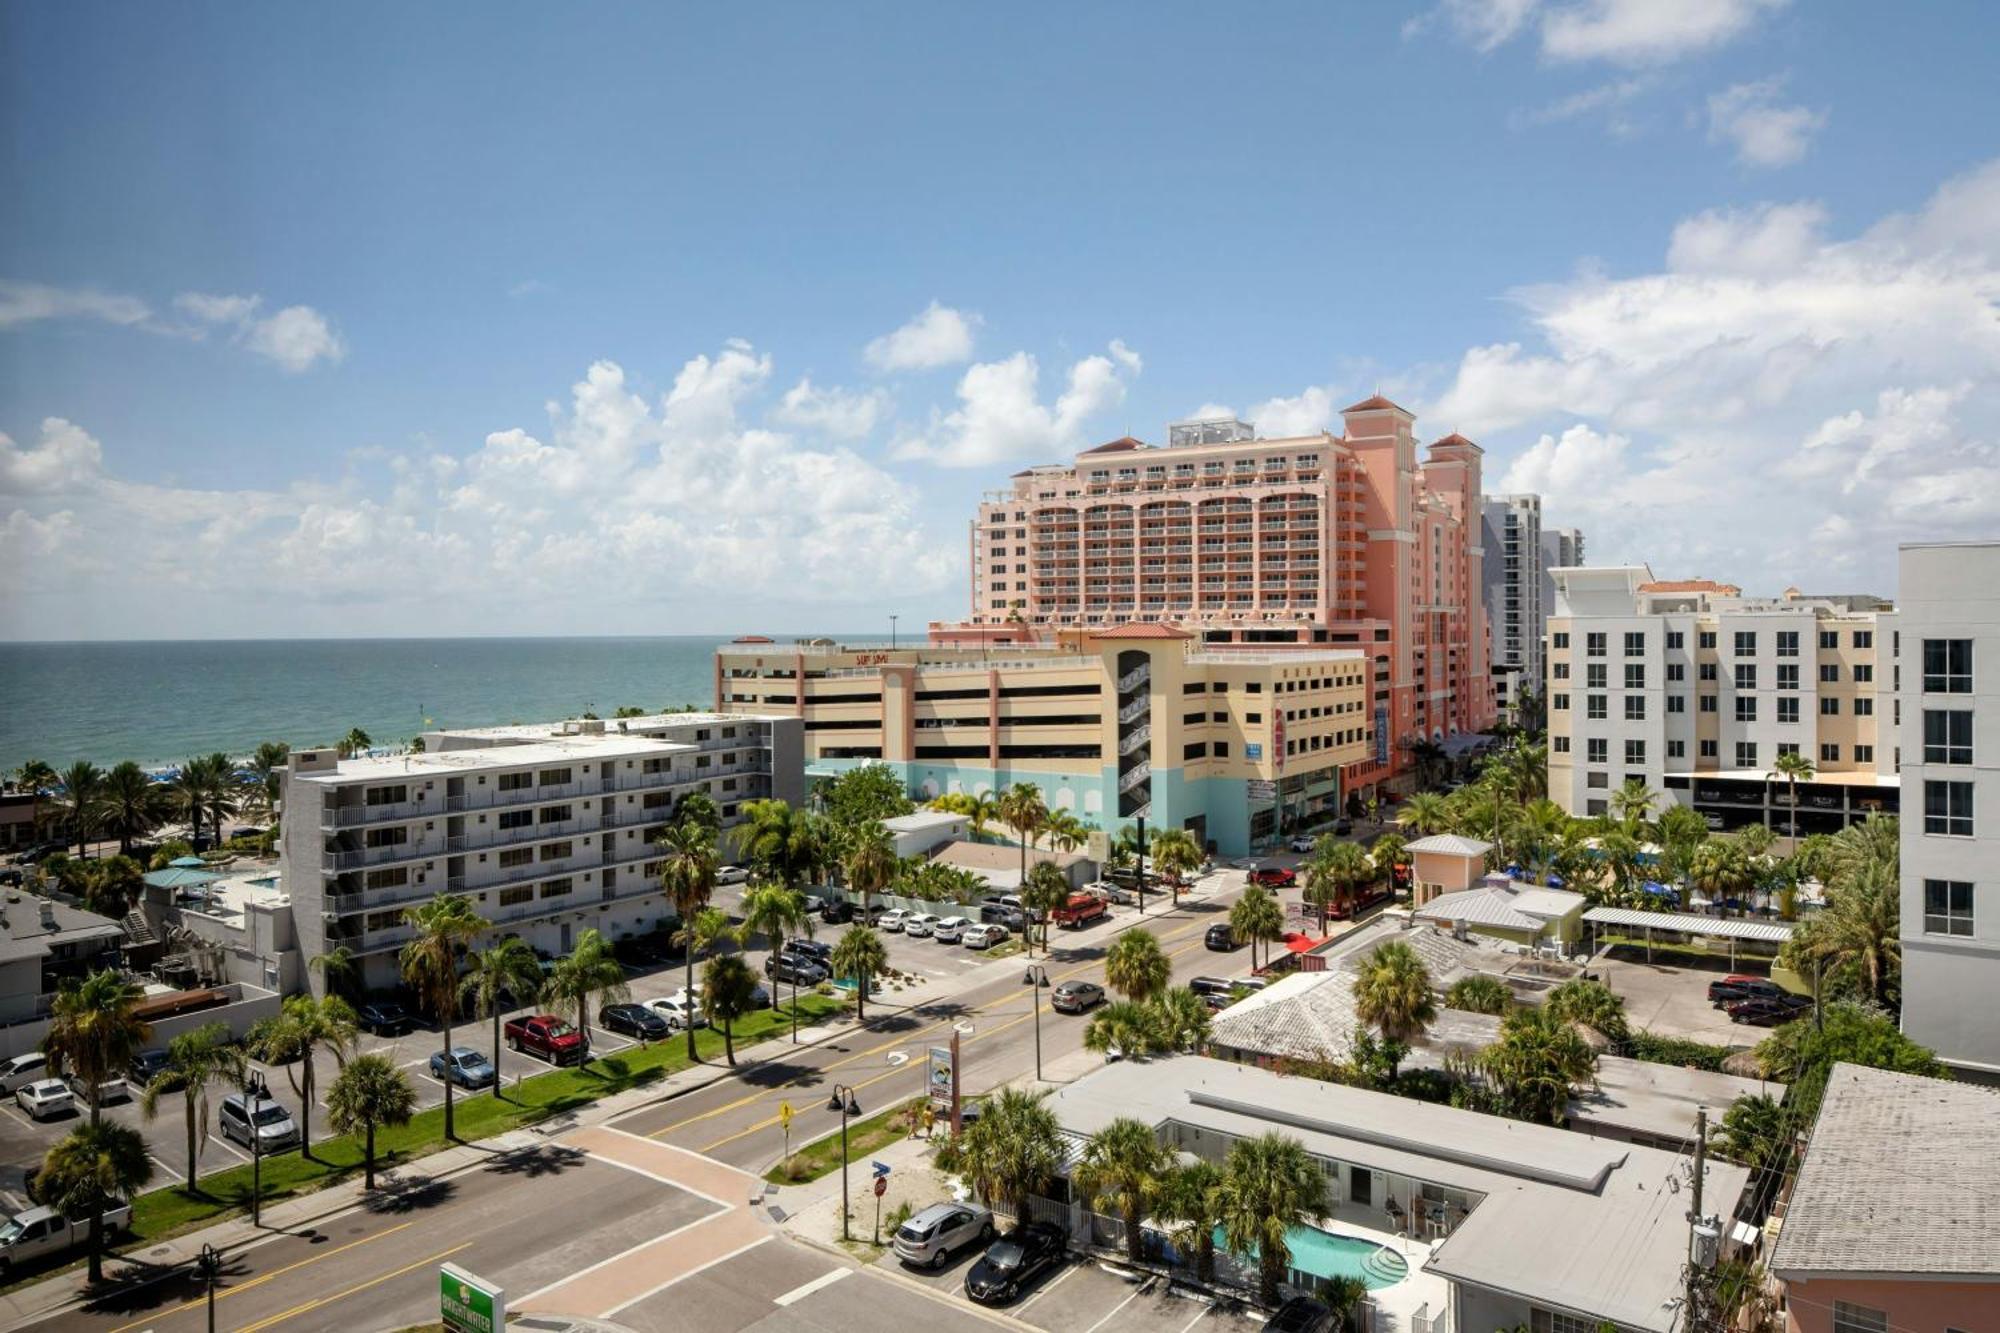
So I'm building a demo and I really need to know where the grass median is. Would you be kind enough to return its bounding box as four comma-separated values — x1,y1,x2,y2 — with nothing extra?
125,995,846,1244
766,1097,922,1186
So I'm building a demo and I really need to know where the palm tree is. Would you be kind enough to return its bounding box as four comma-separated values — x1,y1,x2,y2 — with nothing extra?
1404,736,1449,788
1229,886,1285,971
36,1122,152,1284
1368,831,1411,891
673,906,734,966
1304,840,1372,932
1106,930,1171,1004
701,954,761,1065
843,820,897,919
1349,941,1435,1080
98,762,167,857
13,759,57,795
1075,1117,1173,1262
338,727,373,759
541,928,628,1057
1044,810,1088,854
43,970,150,1128
1497,741,1548,805
1083,1001,1164,1060
966,790,999,839
659,820,720,1060
1653,805,1711,889
957,1087,1066,1212
1689,838,1754,916
1444,975,1511,1015
1021,861,1072,956
738,799,820,890
1149,827,1205,905
1783,857,1902,1006
830,925,890,1021
1825,813,1899,882
1481,1006,1598,1124
1609,777,1659,831
1152,987,1212,1053
1218,1132,1328,1306
1543,977,1630,1043
675,789,722,836
398,893,487,1140
1397,791,1451,837
1772,750,1815,841
1159,1159,1226,1284
324,1054,418,1191
460,936,542,1099
996,783,1048,892
738,882,813,978
309,943,357,1001
54,760,106,857
248,992,358,1160
1511,800,1571,884
139,1022,243,1195
246,741,290,822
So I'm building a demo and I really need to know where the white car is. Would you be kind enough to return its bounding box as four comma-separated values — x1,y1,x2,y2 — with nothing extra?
15,1080,74,1121
1289,835,1318,853
962,923,1008,950
645,994,709,1030
903,913,939,938
0,1053,48,1096
932,916,970,943
716,865,750,886
878,909,909,933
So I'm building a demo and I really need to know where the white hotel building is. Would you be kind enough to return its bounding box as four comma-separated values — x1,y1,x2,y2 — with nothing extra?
279,713,802,994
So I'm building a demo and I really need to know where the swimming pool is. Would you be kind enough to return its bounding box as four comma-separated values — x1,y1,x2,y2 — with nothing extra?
1213,1225,1409,1289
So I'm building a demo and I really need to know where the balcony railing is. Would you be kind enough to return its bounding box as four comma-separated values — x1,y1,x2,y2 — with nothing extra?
1118,761,1151,793
1117,695,1150,725
1118,724,1151,756
1116,662,1151,693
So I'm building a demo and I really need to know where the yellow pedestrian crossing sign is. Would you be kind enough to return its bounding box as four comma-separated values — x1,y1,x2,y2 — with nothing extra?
778,1100,793,1129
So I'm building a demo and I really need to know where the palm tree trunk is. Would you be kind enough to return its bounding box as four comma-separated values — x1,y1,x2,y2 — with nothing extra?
684,952,697,1061
86,1207,103,1284
724,1019,735,1066
1125,1202,1143,1261
364,1124,376,1190
300,1056,315,1160
443,1015,455,1140
493,1009,505,1101
185,1091,199,1192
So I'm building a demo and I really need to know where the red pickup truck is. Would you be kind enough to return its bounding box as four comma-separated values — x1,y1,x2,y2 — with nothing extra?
1052,893,1109,928
503,1014,586,1065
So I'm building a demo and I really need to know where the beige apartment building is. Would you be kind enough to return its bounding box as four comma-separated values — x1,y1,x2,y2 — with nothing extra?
716,625,1370,855
1546,568,1897,836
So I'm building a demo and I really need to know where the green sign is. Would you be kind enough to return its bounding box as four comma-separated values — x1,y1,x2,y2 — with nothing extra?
440,1261,505,1333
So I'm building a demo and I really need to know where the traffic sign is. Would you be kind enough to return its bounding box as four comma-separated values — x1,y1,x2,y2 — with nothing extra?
871,1160,891,1178
778,1100,793,1129
874,1176,888,1198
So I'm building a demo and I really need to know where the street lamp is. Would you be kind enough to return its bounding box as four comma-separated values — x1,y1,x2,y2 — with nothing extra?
890,615,899,651
826,1084,863,1240
243,1069,268,1226
196,1242,222,1332
1022,966,1051,1082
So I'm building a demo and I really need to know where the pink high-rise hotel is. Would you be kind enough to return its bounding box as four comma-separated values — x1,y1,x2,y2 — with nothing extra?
931,395,1496,797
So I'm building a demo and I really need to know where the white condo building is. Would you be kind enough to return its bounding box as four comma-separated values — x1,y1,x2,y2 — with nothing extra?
280,713,803,993
1897,542,2000,1075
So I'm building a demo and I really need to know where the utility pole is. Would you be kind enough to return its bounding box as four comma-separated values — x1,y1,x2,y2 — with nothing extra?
1686,1104,1707,1331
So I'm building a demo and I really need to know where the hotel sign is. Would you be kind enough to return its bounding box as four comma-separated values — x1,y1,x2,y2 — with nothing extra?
440,1263,503,1333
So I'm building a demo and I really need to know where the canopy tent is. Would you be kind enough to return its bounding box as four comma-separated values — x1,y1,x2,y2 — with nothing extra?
1582,905,1793,966
143,866,219,891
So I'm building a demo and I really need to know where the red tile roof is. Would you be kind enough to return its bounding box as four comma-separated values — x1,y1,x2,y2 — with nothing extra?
1432,432,1479,449
1342,394,1407,414
1089,623,1195,640
1637,579,1741,595
1081,436,1148,454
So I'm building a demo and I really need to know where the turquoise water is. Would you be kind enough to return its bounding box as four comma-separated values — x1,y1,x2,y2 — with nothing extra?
1215,1225,1408,1290
0,635,847,772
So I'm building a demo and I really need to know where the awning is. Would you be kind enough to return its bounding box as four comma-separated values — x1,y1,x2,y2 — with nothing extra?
1582,906,1793,943
169,856,208,868
143,866,219,890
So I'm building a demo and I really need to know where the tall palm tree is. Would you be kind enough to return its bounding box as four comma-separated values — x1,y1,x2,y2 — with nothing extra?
1304,840,1372,932
842,820,897,918
1159,1159,1226,1284
37,1122,152,1284
13,760,58,844
1784,857,1902,1006
99,762,168,858
738,882,813,977
1218,1132,1328,1306
54,761,106,857
1349,940,1435,1080
139,1022,244,1195
660,821,720,1060
460,936,543,1099
1368,831,1411,890
1689,838,1754,916
247,741,290,823
966,790,999,840
1481,1006,1598,1124
1148,827,1205,905
1397,791,1451,837
338,727,373,759
325,1054,417,1191
1229,886,1285,971
996,783,1048,892
1152,987,1212,1053
1075,1117,1173,1262
957,1087,1065,1213
249,993,358,1160
1772,750,1816,842
1106,930,1171,1004
1609,777,1659,832
829,925,889,1021
1043,810,1087,854
701,954,761,1065
1021,862,1072,956
194,752,240,846
737,799,819,890
1498,741,1548,805
398,893,487,1140
541,928,628,1057
42,970,151,1128
1653,805,1711,889
1826,813,1899,882
1083,1001,1165,1060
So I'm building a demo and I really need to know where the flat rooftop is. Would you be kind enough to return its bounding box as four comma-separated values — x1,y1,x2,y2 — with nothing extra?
295,733,701,783
433,711,772,741
181,867,290,927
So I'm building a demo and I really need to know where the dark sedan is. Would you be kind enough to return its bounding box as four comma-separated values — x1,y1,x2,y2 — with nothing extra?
964,1223,1065,1304
767,954,830,986
600,1003,671,1040
1262,1296,1335,1333
1727,994,1814,1026
1049,980,1105,1014
1204,922,1239,951
356,1002,415,1036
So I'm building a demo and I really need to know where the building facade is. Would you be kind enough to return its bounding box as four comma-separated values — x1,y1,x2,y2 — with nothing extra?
1546,567,1897,834
716,626,1371,856
930,396,1495,795
1896,541,2000,1075
1480,494,1546,719
1539,526,1584,629
279,713,802,994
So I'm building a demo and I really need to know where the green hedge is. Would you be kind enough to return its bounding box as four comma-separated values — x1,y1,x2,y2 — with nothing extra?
1625,1031,1732,1071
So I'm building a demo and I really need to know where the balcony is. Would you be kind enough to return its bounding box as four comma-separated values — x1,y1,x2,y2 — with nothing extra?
321,799,428,829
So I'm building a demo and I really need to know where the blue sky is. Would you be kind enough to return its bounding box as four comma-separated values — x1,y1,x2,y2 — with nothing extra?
3,1,1998,638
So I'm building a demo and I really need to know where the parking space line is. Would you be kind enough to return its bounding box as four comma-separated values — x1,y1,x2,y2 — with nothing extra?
1082,1283,1145,1333
774,1267,850,1306
1014,1261,1081,1315
1176,1304,1215,1333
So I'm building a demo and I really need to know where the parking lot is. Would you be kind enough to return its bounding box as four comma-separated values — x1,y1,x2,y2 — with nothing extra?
1588,950,1772,1047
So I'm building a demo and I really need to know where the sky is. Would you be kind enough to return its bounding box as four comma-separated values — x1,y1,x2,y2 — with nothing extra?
2,0,1998,640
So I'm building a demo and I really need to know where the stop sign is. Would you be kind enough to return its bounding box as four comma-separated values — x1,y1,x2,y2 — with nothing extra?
873,1176,887,1198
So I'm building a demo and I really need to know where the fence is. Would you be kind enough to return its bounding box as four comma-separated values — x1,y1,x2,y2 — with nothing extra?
0,980,280,1060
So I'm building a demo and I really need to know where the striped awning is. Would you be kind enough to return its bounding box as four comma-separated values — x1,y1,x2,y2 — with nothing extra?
1582,906,1793,943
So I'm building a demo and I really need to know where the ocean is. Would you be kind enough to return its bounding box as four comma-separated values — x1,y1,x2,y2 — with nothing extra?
0,636,806,773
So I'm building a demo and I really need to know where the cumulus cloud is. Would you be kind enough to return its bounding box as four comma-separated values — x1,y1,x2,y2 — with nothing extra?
771,377,891,439
3,280,343,370
1247,386,1342,439
864,302,979,371
0,280,155,331
242,305,344,372
1411,0,1786,65
1707,78,1827,167
894,343,1140,468
0,419,106,495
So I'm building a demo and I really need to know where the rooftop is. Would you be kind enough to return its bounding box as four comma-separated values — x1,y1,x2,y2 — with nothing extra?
430,711,765,741
296,732,716,783
882,811,969,835
0,892,125,961
1637,579,1742,595
1414,882,1584,933
1404,833,1493,858
1770,1063,2000,1279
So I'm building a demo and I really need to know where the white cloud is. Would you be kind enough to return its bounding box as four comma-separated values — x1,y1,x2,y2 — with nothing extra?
1108,339,1143,375
772,377,891,439
174,291,261,325
3,280,345,371
1707,78,1827,167
1408,0,1541,52
1511,76,1655,130
1247,386,1342,438
864,302,979,371
1412,0,1786,65
1665,201,1826,275
0,419,106,495
895,343,1139,468
242,305,345,372
0,281,156,331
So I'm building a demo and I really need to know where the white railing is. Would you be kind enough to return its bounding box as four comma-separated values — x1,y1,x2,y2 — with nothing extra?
1116,662,1150,693
1118,761,1151,793
1130,802,1151,820
1117,695,1150,725
1118,724,1151,756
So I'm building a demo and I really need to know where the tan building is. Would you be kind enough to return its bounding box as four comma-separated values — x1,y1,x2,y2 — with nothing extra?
717,625,1371,855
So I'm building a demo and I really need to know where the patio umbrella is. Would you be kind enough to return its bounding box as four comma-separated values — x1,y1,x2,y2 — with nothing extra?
170,855,208,868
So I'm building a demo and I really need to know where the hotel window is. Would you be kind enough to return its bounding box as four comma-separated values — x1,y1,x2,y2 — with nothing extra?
497,771,532,792
1700,739,1718,759
1855,697,1874,716
1820,663,1840,683
1820,743,1840,762
1625,739,1645,765
1699,630,1717,650
1777,697,1799,723
1735,697,1757,722
1735,741,1758,767
1552,693,1569,711
1925,779,1975,836
1586,771,1608,789
1776,664,1798,690
1667,739,1685,759
497,847,533,869
1856,744,1873,762
1853,630,1873,649
1777,742,1800,758
1666,662,1685,682
1666,630,1684,650
1700,694,1717,713
1624,664,1645,689
497,886,532,907
1587,738,1608,763
1552,632,1569,649
540,877,573,899
1553,663,1570,680
1624,631,1645,655
1183,743,1206,760
1667,694,1686,714
1624,696,1645,720
1776,630,1799,657
1820,696,1840,715
1214,742,1229,758
1852,663,1873,683
1924,638,1973,693
1926,709,1974,764
1587,664,1607,689
1829,1303,1887,1333
1734,631,1756,656
1552,736,1570,753
1924,879,1975,937
1700,662,1718,682
1734,663,1756,690
1819,629,1839,649
1586,695,1607,719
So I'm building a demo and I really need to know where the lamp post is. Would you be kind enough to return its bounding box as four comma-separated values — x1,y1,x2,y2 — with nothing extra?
890,615,899,651
826,1083,862,1240
244,1070,267,1226
196,1242,221,1332
1022,965,1051,1082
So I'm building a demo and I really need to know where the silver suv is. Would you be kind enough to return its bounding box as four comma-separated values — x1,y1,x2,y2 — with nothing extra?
893,1201,994,1269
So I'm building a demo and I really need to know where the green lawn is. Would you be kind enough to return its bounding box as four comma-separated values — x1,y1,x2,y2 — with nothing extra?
764,1097,920,1185
125,996,845,1244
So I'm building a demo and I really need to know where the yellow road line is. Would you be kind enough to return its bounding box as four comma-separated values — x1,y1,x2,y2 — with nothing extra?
105,1221,419,1333
232,1241,472,1333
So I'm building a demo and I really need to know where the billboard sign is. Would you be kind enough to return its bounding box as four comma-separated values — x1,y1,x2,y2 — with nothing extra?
1273,711,1286,775
441,1263,504,1333
927,1045,954,1108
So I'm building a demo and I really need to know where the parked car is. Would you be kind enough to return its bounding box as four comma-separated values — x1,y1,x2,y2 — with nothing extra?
1049,980,1105,1014
128,1048,171,1087
356,1001,416,1036
1707,975,1784,1006
503,1014,587,1064
0,1199,132,1275
1051,893,1108,929
66,1075,131,1107
1187,976,1239,999
893,1201,994,1269
14,1081,73,1121
645,995,709,1031
218,1092,300,1153
933,916,971,943
1082,879,1131,905
964,1222,1065,1304
715,864,750,886
1204,922,1239,951
1289,835,1318,853
600,1003,671,1040
1249,866,1297,888
429,1046,497,1089
1727,995,1814,1026
962,923,1009,950
978,902,1025,930
902,913,940,938
0,1053,48,1096
1262,1296,1335,1333
781,938,833,966
879,909,909,933
820,899,855,924
767,953,830,986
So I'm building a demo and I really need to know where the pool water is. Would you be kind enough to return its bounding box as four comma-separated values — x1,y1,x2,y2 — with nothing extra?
1214,1225,1409,1290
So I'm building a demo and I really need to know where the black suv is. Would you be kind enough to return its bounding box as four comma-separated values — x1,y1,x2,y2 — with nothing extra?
782,938,833,966
356,1001,415,1036
1204,922,1239,951
1262,1296,1334,1333
768,953,830,985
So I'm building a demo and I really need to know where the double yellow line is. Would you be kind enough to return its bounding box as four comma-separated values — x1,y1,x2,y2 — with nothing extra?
233,1242,472,1332
107,1221,424,1333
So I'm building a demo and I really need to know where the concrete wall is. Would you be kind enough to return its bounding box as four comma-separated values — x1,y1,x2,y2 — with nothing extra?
0,982,282,1060
1780,1273,2000,1333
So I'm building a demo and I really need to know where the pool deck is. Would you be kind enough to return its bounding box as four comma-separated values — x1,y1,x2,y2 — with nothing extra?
1317,1201,1453,1331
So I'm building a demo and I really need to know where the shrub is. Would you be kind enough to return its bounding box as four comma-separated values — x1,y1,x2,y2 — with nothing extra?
1626,1031,1730,1071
